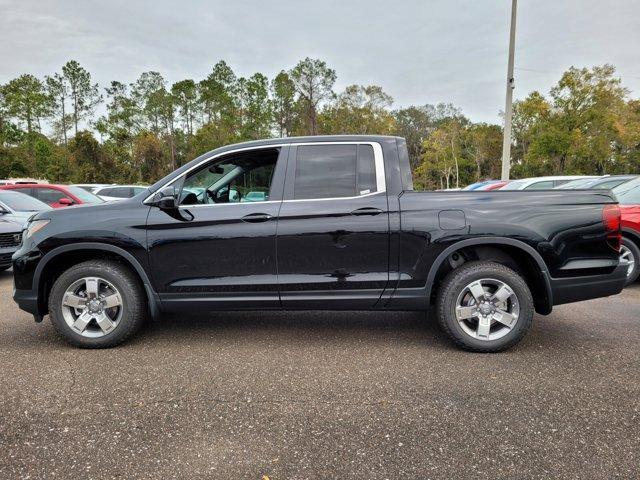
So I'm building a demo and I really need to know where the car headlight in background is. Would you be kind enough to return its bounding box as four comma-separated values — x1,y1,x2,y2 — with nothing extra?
24,219,50,239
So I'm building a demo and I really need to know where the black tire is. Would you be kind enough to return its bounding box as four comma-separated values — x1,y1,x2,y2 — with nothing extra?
621,236,640,286
436,261,534,352
48,260,147,348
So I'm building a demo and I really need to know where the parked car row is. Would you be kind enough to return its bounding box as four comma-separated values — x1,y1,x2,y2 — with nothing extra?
463,174,638,192
0,182,146,271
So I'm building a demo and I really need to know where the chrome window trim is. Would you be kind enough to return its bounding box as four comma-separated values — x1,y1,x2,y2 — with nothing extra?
144,141,386,207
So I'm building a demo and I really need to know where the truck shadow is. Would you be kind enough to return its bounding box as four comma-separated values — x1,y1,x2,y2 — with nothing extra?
137,310,447,348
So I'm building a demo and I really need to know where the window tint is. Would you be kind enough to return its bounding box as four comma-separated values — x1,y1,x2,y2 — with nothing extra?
180,148,279,205
293,144,379,200
295,145,357,200
11,187,34,197
357,144,377,195
525,181,555,190
36,188,70,204
103,187,132,198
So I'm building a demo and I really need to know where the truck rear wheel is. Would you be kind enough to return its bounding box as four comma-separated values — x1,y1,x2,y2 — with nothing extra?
48,260,146,348
436,261,534,352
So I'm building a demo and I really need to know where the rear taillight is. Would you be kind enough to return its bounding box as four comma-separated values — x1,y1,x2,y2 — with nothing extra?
602,204,621,252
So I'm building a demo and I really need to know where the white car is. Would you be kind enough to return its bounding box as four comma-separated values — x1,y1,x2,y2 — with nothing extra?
0,190,52,226
499,176,599,190
94,185,148,201
71,183,114,193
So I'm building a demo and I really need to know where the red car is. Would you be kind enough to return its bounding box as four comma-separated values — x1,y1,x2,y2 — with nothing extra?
612,177,640,285
482,180,510,191
0,184,103,208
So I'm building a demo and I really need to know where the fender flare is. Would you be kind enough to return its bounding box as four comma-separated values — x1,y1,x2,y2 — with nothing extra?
424,237,553,313
622,228,640,246
34,242,160,318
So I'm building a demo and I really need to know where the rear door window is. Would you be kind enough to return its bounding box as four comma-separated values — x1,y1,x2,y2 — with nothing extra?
293,144,379,200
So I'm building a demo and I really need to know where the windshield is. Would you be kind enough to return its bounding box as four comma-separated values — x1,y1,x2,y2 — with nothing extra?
0,190,51,211
67,186,104,204
557,178,598,189
613,178,640,205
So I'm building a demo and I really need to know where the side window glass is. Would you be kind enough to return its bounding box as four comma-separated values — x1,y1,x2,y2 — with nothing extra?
37,188,68,204
113,187,132,198
294,145,357,200
357,144,377,195
13,188,33,197
180,148,279,205
525,181,554,190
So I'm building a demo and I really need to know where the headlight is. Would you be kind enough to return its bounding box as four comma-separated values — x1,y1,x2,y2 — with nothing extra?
25,219,50,239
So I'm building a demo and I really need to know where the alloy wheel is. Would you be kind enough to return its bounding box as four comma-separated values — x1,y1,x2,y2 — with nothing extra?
620,245,636,279
60,277,123,338
455,278,520,341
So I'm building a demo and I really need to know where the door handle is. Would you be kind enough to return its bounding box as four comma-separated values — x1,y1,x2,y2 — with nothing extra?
350,207,383,216
241,212,273,223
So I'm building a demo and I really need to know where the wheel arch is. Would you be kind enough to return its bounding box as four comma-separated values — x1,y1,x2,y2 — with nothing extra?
34,243,160,319
622,228,640,248
425,237,553,315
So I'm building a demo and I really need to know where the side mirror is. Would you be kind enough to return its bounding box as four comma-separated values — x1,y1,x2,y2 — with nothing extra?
58,198,74,206
154,186,177,210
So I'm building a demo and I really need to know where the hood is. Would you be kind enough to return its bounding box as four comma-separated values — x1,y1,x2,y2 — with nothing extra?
0,217,24,233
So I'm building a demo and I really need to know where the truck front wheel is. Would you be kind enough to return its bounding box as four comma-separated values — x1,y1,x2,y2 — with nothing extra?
48,260,147,348
436,261,534,352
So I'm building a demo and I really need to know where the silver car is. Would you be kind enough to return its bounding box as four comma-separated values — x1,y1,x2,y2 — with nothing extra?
0,190,52,226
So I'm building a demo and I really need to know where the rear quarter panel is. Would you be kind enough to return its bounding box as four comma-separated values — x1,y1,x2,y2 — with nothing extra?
397,190,619,289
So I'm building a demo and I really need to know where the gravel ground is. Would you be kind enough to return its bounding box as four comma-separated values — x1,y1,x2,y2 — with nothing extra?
0,269,639,479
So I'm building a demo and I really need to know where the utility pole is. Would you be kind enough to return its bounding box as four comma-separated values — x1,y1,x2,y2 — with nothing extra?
501,0,517,181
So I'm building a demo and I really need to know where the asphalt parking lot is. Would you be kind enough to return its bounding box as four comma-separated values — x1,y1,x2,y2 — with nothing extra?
0,270,639,480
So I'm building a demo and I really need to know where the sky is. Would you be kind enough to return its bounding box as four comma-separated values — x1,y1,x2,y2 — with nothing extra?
1,0,639,124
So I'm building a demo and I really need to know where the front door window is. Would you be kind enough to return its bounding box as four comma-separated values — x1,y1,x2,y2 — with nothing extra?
179,148,278,205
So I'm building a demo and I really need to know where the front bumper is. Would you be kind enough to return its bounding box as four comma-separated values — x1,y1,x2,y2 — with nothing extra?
13,286,40,316
0,246,18,268
550,262,628,306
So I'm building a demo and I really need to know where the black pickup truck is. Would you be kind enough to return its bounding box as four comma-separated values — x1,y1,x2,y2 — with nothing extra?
12,136,627,351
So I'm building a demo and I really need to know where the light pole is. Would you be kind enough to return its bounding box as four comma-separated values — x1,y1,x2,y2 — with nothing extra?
501,0,517,181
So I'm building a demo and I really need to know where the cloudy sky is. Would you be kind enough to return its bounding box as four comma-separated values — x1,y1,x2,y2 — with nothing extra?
1,0,639,123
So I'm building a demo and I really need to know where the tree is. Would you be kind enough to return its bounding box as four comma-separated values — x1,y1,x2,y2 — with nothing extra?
171,79,198,136
198,61,238,126
45,73,70,145
393,103,464,168
62,60,101,136
519,65,630,176
133,132,170,182
97,81,139,142
131,71,167,133
467,123,503,180
319,85,396,135
1,74,52,136
270,71,296,137
289,58,336,135
237,73,272,140
68,131,112,183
